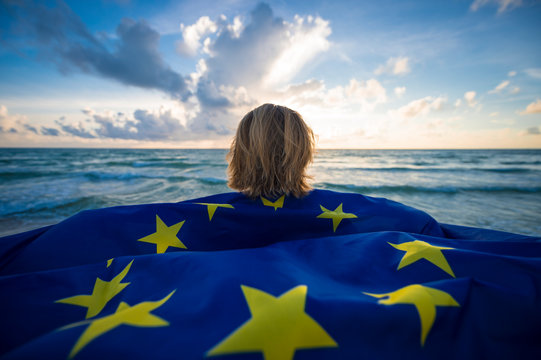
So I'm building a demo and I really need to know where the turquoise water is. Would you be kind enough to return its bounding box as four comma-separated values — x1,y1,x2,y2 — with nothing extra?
1,148,540,236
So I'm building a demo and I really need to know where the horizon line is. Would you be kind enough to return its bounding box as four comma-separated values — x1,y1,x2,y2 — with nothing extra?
1,147,541,151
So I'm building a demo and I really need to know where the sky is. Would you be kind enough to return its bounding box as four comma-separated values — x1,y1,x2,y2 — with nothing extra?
0,0,540,149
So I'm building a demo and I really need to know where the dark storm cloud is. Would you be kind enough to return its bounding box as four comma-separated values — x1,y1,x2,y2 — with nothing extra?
1,0,189,100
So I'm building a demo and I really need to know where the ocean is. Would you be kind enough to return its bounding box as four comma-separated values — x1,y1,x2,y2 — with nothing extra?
0,148,540,237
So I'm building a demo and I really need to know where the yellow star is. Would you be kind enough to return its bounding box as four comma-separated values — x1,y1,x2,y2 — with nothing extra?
389,240,455,277
56,260,133,319
260,195,285,211
317,203,357,232
207,285,337,360
364,284,459,346
137,215,186,253
195,203,235,221
63,290,176,358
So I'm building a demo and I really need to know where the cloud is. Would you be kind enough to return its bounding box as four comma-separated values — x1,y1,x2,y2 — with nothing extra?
0,104,191,141
520,99,541,115
76,108,189,140
470,0,523,13
0,105,62,137
2,2,399,144
181,3,333,133
283,79,325,97
0,105,29,134
394,87,406,98
525,68,541,79
2,0,189,100
23,124,38,134
197,4,331,89
464,91,478,107
345,79,387,108
41,127,60,136
264,14,331,86
490,112,499,117
1,3,337,142
374,57,411,76
278,78,387,112
177,16,218,56
526,126,540,135
508,70,517,77
81,108,94,116
391,96,447,118
510,86,520,94
488,80,509,94
56,120,96,138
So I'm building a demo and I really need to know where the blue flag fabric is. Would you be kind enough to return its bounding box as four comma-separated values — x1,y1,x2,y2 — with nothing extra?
1,189,540,359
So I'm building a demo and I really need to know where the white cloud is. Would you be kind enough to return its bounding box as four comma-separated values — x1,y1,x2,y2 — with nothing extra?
374,57,411,76
510,86,520,94
520,99,541,115
227,16,243,38
177,4,335,134
489,112,499,117
0,105,28,134
508,70,517,77
470,0,523,13
454,99,462,107
345,79,387,106
464,91,478,107
195,4,331,91
177,16,218,56
264,15,331,86
0,105,16,133
394,86,406,98
525,68,541,79
391,96,447,119
0,105,60,138
488,80,509,94
276,78,387,112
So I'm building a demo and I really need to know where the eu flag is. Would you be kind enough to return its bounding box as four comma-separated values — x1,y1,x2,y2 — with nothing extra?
1,189,540,359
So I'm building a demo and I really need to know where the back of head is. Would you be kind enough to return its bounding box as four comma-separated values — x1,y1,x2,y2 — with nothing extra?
227,103,315,199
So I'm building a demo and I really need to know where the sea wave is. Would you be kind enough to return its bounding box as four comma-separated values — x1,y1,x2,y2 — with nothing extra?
197,177,228,185
316,167,534,173
0,170,66,180
499,161,541,165
1,196,111,217
82,171,195,183
79,171,228,185
104,160,196,169
317,182,541,194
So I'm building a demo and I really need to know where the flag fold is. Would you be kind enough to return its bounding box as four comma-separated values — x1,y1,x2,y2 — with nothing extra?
1,189,540,359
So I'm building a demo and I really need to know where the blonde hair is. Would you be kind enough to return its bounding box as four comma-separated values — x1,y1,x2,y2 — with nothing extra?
227,103,315,199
